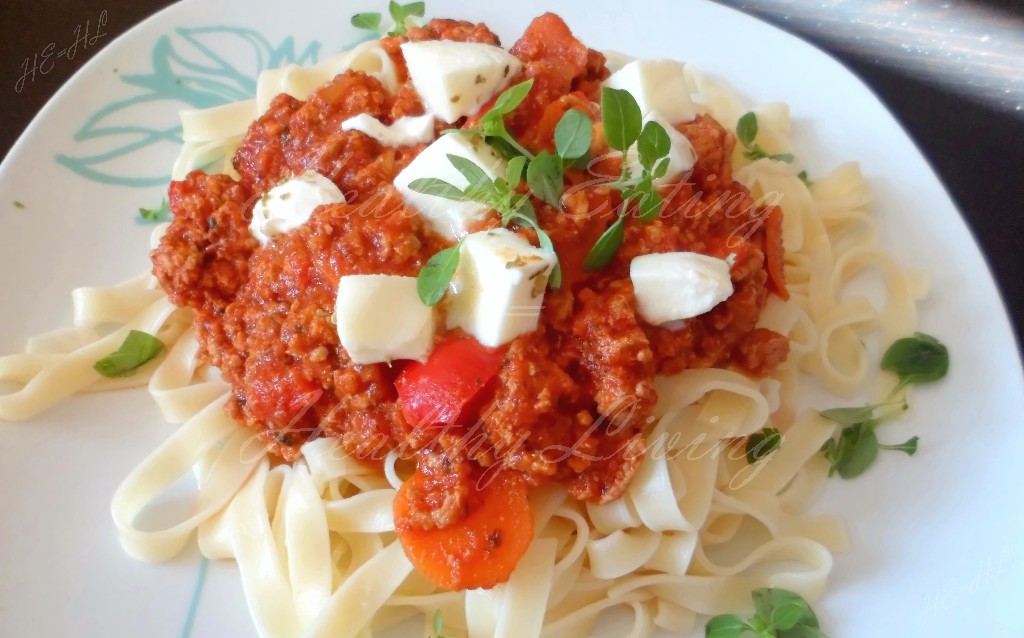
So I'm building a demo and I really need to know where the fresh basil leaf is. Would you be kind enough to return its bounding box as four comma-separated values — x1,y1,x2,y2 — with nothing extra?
819,406,878,427
797,170,813,186
534,227,562,289
446,153,492,191
832,422,879,479
526,151,563,207
490,78,534,117
877,435,919,456
653,156,671,179
752,589,818,630
778,627,829,638
584,216,625,271
736,112,758,148
601,87,643,152
637,120,671,171
486,135,524,160
881,332,949,389
554,109,593,160
771,601,806,631
138,198,171,223
743,146,769,161
408,178,471,201
505,155,527,186
417,241,463,306
350,12,383,33
704,614,752,638
745,427,782,464
94,330,165,378
633,183,663,223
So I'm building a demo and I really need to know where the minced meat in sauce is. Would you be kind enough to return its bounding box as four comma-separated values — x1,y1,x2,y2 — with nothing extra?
152,15,789,533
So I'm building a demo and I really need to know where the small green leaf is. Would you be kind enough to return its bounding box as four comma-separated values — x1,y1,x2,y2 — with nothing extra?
778,626,829,638
417,241,463,306
554,109,593,160
534,227,562,289
743,146,769,161
526,151,563,207
408,178,472,201
446,154,492,190
637,120,671,171
831,422,879,479
797,170,813,186
819,405,878,427
505,155,526,186
736,112,758,148
94,330,165,378
601,87,643,152
705,614,752,638
350,12,383,33
490,78,534,117
433,609,443,635
653,156,671,179
752,589,818,630
13,200,26,209
770,152,795,163
138,198,171,223
632,182,663,223
745,427,782,464
584,216,625,271
877,435,919,456
386,1,425,35
771,601,806,630
881,332,949,390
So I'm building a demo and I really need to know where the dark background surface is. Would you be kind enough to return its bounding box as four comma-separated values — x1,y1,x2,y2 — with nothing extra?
2,0,1022,355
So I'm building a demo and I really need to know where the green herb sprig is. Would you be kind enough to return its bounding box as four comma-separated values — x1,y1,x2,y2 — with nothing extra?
819,332,948,479
410,151,561,304
745,427,782,464
430,609,453,638
93,330,166,378
137,199,171,224
583,87,673,271
705,588,828,638
449,79,536,159
736,112,794,163
351,1,425,37
525,108,593,207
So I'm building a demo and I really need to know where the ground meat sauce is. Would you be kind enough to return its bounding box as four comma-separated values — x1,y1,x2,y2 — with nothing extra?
152,15,789,539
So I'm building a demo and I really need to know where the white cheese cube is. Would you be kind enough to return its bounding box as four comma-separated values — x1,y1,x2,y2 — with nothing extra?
393,133,506,240
604,59,697,124
623,111,697,186
400,40,522,124
335,275,434,364
630,252,734,326
341,113,435,147
447,228,556,347
249,171,345,244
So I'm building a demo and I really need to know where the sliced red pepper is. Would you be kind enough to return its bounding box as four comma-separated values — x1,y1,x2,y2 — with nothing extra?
395,336,505,428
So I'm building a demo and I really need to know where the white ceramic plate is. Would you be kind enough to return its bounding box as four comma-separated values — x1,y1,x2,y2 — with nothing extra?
1,1,1022,636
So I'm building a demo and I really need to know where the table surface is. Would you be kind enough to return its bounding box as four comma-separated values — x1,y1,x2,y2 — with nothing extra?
2,0,1022,355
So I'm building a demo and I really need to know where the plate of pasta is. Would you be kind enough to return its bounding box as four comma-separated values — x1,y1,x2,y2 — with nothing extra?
1,1,1022,637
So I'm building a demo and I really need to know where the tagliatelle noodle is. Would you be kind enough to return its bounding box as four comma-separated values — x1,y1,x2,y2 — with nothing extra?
0,37,927,638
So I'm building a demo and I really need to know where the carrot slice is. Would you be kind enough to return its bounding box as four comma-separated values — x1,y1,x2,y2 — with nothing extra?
393,469,533,591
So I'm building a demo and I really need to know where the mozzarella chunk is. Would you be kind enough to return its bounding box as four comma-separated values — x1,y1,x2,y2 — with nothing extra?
604,59,697,124
393,133,506,239
341,113,435,147
623,111,697,186
400,40,522,123
630,252,734,326
335,275,434,364
249,171,345,244
447,228,556,347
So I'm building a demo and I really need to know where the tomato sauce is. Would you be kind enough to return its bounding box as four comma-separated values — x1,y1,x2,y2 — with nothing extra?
152,14,789,575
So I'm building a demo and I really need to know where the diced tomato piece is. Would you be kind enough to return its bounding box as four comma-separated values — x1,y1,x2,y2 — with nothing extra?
394,469,533,590
510,13,589,83
395,336,505,427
